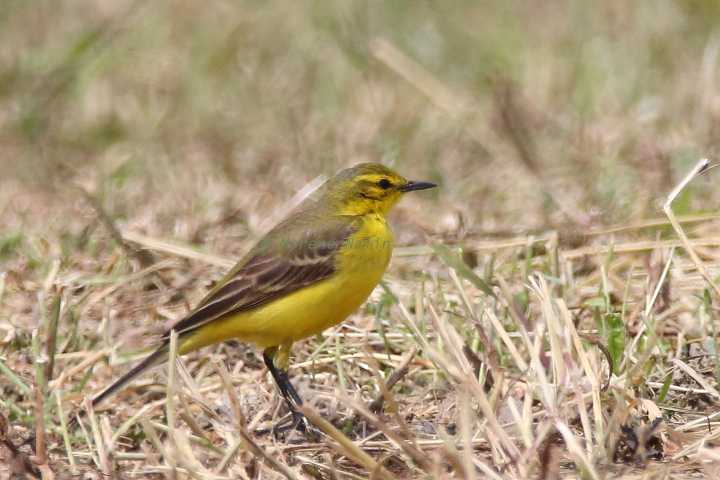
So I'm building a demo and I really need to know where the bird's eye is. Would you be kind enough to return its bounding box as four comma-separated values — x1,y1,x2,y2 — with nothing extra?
378,178,392,189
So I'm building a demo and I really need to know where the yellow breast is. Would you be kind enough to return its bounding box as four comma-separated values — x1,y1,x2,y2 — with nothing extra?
180,214,393,352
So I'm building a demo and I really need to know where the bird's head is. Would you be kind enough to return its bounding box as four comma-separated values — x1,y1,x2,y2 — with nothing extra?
324,163,436,215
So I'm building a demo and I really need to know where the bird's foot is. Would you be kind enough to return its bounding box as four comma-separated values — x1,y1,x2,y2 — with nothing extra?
256,411,320,441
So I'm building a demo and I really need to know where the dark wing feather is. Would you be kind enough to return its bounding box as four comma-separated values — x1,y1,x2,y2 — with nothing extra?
164,213,356,339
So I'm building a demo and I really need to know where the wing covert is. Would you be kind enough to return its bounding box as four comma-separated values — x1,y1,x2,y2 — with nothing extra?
164,215,356,339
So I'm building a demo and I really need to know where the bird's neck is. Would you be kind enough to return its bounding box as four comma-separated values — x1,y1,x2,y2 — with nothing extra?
337,205,386,217
334,197,393,217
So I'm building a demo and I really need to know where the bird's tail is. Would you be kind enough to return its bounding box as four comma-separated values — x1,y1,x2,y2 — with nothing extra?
68,344,170,429
90,344,170,409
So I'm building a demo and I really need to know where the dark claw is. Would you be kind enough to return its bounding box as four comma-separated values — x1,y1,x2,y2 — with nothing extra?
255,411,321,441
288,411,308,433
256,411,305,435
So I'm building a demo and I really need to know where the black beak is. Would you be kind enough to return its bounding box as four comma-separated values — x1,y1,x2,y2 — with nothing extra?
399,180,437,192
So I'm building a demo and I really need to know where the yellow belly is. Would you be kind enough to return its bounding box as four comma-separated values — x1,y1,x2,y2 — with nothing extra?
179,214,393,352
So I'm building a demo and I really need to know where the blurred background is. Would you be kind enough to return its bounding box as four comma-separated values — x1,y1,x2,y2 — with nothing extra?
2,0,720,256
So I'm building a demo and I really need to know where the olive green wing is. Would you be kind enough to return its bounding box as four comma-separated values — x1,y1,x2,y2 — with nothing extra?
164,214,357,340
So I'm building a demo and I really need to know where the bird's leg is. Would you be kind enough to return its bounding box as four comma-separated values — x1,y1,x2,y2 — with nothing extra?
262,344,307,433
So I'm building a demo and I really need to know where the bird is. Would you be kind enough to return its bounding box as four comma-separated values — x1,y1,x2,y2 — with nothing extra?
84,162,436,432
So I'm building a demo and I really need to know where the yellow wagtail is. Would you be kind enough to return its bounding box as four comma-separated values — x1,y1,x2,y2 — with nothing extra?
88,162,436,431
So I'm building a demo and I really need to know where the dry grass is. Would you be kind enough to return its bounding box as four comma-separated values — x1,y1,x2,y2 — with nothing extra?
3,1,720,478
